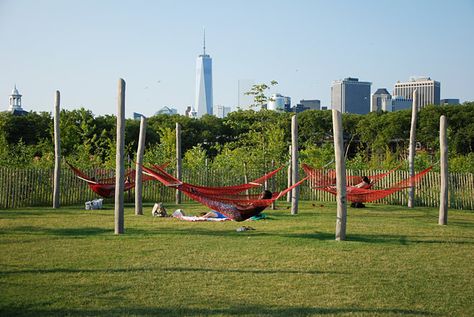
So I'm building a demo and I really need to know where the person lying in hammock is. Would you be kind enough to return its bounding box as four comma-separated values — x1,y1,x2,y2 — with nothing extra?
201,190,273,222
354,176,372,189
349,176,372,208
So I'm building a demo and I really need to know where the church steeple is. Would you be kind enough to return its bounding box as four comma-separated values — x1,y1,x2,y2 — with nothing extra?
8,85,26,114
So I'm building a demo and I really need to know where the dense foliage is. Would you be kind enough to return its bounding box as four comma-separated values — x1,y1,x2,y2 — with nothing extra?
0,103,473,172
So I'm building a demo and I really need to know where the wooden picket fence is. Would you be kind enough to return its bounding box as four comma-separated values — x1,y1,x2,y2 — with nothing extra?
0,166,473,210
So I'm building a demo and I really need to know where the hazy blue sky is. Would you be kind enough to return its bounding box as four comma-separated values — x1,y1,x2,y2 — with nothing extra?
1,0,473,117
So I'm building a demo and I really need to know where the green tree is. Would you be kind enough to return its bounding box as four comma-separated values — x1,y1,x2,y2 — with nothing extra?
244,80,278,110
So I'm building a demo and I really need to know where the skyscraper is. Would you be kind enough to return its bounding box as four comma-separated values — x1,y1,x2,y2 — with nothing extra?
331,78,371,114
371,88,392,112
393,77,440,110
195,31,213,117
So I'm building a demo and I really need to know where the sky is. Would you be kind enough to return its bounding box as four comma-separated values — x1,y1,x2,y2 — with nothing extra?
1,0,473,118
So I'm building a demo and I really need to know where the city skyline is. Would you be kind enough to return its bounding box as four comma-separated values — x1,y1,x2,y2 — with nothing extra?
0,0,473,117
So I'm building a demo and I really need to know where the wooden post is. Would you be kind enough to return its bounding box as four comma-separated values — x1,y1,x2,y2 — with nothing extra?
175,122,182,204
243,162,249,196
287,146,292,202
439,115,448,225
332,109,347,241
291,115,299,215
135,116,147,215
271,160,276,210
53,90,61,208
408,89,418,208
115,79,126,234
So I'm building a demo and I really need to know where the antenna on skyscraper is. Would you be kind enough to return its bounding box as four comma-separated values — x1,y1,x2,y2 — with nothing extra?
203,28,206,55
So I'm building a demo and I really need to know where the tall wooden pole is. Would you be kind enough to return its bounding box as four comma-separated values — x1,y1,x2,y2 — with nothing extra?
408,89,418,208
439,115,448,225
115,79,125,234
53,90,61,209
291,115,299,215
287,146,292,203
175,122,182,204
243,162,249,196
135,116,147,215
332,109,347,241
271,160,276,210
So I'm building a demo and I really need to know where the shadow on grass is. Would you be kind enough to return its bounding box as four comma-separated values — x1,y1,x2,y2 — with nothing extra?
0,226,110,237
0,266,347,277
2,225,473,246
0,304,436,317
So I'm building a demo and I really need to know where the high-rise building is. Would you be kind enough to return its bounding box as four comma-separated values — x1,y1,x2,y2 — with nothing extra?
371,88,392,112
331,78,371,114
185,106,198,118
155,106,177,115
267,94,286,111
391,96,412,111
214,105,231,118
440,98,460,105
133,112,145,120
237,79,255,110
393,77,440,110
300,99,320,110
195,31,213,117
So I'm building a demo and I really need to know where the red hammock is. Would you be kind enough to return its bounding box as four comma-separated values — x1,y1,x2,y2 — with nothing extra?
67,162,159,198
142,164,307,221
315,166,433,203
143,163,284,195
302,163,401,187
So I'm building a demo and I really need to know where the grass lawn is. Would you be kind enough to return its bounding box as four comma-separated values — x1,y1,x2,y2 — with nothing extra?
1,201,473,317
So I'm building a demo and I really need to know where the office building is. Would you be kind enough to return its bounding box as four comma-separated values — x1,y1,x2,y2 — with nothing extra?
331,77,371,114
155,106,177,115
267,94,286,111
215,105,231,118
185,106,198,118
300,99,320,110
371,88,392,112
195,32,213,117
440,99,460,105
133,112,145,120
393,77,440,110
391,96,412,111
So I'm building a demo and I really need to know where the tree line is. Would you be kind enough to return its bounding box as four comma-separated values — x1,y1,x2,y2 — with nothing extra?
0,103,473,173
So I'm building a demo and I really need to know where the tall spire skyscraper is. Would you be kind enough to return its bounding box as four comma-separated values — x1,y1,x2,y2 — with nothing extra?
195,30,213,117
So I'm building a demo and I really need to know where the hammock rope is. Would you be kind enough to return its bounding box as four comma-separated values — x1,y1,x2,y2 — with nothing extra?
143,163,284,195
302,163,402,187
142,164,308,221
67,162,160,198
314,166,433,203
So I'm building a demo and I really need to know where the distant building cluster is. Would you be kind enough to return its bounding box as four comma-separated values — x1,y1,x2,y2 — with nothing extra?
3,35,462,118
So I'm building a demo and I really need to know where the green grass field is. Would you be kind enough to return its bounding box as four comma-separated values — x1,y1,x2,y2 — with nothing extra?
1,201,473,317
